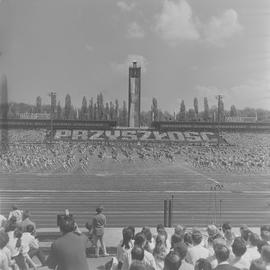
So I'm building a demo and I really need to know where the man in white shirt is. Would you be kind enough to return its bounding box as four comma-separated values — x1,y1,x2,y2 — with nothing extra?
122,232,157,270
242,232,260,263
229,237,250,270
186,229,210,265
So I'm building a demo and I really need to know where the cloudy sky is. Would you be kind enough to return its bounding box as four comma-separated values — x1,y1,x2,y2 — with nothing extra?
0,0,269,113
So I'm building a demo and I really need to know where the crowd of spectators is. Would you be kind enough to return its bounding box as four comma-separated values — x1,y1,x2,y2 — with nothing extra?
1,203,270,269
0,130,269,174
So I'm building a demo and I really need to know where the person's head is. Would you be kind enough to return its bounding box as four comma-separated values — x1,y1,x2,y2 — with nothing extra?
257,240,269,254
121,227,133,249
248,232,260,247
240,225,251,242
250,259,267,270
22,210,31,220
261,225,270,242
232,237,247,257
11,204,18,210
141,227,152,242
174,224,185,236
214,244,230,263
261,245,270,263
127,226,136,240
156,224,165,234
222,222,232,239
192,229,203,246
26,224,35,234
134,232,146,248
195,258,212,270
155,233,166,247
207,225,219,237
0,231,9,249
164,251,182,270
158,228,168,243
173,242,188,260
96,205,104,214
131,246,144,261
129,261,147,270
171,233,183,249
183,232,192,246
59,215,75,234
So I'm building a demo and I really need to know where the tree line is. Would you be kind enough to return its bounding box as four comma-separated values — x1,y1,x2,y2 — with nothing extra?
7,93,270,126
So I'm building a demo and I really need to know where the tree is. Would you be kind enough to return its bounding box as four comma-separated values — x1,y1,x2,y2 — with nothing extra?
219,99,225,122
230,105,237,117
121,100,128,126
56,101,62,119
114,99,119,121
97,93,104,120
80,96,88,120
36,96,42,113
64,94,72,119
105,102,110,120
203,97,209,121
193,97,198,119
88,98,94,120
93,103,97,120
109,101,114,120
179,100,186,121
151,98,158,121
187,108,195,121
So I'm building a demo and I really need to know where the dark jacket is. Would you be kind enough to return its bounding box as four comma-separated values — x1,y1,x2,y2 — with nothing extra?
46,232,89,270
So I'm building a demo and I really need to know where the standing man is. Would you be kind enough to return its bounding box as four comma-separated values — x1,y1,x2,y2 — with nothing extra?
46,215,89,270
92,205,109,257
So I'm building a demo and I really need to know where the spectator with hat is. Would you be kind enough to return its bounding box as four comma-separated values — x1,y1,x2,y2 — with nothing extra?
91,205,109,258
186,228,210,265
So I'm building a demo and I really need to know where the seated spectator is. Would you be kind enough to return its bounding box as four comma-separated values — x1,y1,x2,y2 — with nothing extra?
261,245,270,269
186,229,210,265
222,223,235,247
229,237,250,270
171,233,183,250
142,227,155,253
195,258,213,270
240,225,251,244
8,205,23,224
243,233,261,263
18,210,36,234
249,259,267,270
261,226,270,244
153,234,169,270
214,244,238,270
122,232,157,270
174,242,193,270
21,224,46,268
117,228,134,270
164,251,182,270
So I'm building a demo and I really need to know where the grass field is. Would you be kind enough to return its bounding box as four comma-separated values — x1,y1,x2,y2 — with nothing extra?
0,159,270,228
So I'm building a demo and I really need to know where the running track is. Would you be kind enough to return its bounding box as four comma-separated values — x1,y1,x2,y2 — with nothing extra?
0,163,270,228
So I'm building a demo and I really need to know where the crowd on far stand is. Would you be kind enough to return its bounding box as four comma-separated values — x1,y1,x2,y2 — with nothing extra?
0,131,269,174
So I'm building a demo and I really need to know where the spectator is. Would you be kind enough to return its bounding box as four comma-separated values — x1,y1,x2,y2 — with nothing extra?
164,251,182,270
240,225,251,243
208,238,227,269
0,214,7,231
21,224,46,267
249,260,267,270
171,234,183,250
174,225,185,237
174,242,193,270
18,210,36,234
122,232,157,270
0,231,11,270
214,244,238,270
153,234,168,270
117,228,134,270
207,225,223,254
46,215,89,270
129,261,147,270
243,233,261,263
261,245,270,269
261,226,270,244
8,205,23,224
229,237,250,270
127,226,136,241
156,224,165,235
142,227,155,253
186,229,210,265
195,258,213,270
131,246,145,261
91,205,109,257
184,232,193,248
222,223,235,248
257,240,270,255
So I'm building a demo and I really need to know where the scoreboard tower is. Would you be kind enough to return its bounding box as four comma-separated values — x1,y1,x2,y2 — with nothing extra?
128,61,141,127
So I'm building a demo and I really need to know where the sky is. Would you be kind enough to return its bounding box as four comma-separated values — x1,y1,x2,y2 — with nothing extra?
0,0,269,113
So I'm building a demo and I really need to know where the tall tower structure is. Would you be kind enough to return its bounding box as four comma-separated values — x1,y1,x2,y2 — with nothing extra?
128,61,141,127
0,75,9,152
